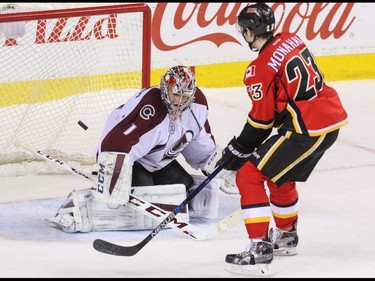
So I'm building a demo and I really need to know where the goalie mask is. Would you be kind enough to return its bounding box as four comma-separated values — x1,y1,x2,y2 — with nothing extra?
160,65,196,114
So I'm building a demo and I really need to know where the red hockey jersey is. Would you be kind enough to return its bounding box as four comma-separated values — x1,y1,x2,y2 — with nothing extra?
243,32,348,138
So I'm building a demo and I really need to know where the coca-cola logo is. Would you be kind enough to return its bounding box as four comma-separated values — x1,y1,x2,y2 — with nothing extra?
152,3,356,51
2,3,356,49
273,3,355,39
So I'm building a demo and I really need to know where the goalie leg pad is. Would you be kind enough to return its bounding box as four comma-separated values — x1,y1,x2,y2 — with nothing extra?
47,184,189,232
119,184,189,231
188,175,220,220
91,184,189,231
46,188,94,233
96,151,132,206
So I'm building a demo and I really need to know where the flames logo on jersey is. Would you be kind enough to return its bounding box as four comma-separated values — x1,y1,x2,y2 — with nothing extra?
161,130,193,161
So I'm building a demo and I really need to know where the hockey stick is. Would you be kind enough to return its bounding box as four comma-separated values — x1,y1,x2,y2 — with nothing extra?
127,193,242,241
93,162,226,256
15,141,242,241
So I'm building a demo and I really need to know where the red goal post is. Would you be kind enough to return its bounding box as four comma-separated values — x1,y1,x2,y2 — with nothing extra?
0,3,151,176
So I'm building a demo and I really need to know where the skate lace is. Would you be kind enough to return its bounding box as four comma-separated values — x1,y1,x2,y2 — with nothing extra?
244,240,262,255
250,242,258,252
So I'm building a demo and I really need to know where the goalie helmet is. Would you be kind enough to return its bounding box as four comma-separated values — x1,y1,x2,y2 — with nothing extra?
160,65,196,113
237,3,275,37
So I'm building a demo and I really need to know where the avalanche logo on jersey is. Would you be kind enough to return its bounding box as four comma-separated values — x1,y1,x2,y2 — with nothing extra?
161,130,193,161
140,105,155,120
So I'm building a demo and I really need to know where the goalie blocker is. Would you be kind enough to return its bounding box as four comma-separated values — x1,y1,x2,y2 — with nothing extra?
47,151,221,232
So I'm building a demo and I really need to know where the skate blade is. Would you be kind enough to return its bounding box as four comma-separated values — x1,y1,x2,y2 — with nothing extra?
274,247,297,256
225,263,273,276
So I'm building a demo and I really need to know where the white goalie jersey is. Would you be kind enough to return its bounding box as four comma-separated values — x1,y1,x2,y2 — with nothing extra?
96,86,217,172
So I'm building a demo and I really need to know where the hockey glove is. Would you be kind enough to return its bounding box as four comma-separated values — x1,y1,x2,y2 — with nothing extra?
217,137,253,171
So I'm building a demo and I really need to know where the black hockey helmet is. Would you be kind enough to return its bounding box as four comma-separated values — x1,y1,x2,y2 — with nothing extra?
237,3,275,37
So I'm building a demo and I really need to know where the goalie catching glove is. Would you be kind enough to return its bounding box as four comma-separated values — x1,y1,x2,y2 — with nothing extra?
217,137,254,171
202,145,240,195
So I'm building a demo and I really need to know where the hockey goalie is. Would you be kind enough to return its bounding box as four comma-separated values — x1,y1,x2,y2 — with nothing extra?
47,65,238,233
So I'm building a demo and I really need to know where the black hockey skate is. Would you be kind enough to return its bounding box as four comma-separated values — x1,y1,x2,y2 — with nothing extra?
269,224,299,256
225,239,273,276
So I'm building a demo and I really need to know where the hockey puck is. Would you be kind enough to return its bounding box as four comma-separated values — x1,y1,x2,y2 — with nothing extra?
78,120,88,130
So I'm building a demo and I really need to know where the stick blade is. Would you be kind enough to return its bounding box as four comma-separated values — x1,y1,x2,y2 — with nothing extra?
93,239,141,256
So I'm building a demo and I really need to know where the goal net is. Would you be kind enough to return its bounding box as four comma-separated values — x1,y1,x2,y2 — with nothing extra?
0,3,151,176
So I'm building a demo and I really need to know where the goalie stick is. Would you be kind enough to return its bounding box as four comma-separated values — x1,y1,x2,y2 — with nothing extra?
93,161,226,256
16,141,242,241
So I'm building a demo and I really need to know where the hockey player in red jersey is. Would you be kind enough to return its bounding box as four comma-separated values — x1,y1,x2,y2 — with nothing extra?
218,3,348,276
48,65,234,233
